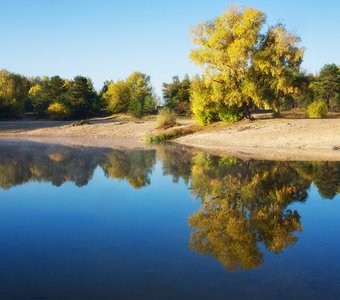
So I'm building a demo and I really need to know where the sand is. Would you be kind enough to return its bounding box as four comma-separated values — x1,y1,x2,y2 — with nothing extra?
0,115,339,161
176,118,340,161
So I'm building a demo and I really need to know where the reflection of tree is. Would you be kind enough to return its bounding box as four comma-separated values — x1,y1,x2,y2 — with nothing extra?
295,162,340,200
0,143,157,190
0,141,339,273
0,156,32,189
0,143,104,189
156,144,194,184
100,150,156,189
188,154,312,271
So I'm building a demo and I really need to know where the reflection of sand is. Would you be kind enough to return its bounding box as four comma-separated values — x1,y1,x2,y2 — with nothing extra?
0,115,339,161
0,136,150,151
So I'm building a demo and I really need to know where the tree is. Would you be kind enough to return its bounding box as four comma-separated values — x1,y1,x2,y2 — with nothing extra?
65,76,98,117
288,72,316,109
102,72,157,117
103,80,130,113
28,84,51,115
190,6,304,122
126,72,156,117
163,74,191,114
100,80,110,95
190,75,241,124
48,76,67,100
311,64,340,111
0,70,29,118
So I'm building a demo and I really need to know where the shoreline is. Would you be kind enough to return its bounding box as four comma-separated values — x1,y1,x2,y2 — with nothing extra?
0,117,339,161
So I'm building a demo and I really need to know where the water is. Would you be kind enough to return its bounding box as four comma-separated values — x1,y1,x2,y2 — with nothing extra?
0,140,339,300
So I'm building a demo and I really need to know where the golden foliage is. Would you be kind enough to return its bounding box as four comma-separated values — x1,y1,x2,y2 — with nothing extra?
190,6,304,120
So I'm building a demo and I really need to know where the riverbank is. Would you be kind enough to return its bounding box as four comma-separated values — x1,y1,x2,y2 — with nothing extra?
0,115,339,161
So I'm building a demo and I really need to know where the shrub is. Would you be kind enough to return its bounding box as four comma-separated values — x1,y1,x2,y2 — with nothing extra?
46,103,70,120
146,133,167,144
307,101,328,118
157,108,177,129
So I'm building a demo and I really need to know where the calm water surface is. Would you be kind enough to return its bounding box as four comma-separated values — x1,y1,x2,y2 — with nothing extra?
0,140,339,300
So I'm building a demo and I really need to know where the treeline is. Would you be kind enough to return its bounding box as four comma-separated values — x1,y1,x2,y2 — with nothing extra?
0,70,158,119
1,63,338,121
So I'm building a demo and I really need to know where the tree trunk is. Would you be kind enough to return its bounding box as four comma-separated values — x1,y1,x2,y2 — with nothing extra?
243,103,256,121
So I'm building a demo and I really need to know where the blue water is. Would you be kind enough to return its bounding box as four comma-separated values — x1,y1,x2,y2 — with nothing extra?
0,141,339,299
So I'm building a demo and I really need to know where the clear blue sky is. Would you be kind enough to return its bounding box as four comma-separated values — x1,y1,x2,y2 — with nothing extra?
0,0,339,95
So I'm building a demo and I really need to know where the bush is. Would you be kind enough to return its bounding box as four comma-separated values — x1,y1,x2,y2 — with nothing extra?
157,108,177,129
46,103,70,120
146,133,167,144
307,101,328,118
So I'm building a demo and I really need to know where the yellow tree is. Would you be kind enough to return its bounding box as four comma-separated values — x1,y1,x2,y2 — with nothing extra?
190,6,304,122
103,80,130,114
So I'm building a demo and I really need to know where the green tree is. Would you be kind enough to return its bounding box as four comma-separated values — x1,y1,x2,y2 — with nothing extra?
48,76,67,100
288,72,316,108
0,70,29,118
311,64,340,111
65,76,98,117
28,83,51,115
190,6,304,122
126,72,156,117
163,74,191,114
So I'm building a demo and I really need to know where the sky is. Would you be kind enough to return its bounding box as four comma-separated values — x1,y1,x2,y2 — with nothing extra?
0,0,339,96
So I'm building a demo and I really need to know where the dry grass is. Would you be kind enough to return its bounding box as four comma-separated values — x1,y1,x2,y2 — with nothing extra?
156,109,177,130
146,124,202,144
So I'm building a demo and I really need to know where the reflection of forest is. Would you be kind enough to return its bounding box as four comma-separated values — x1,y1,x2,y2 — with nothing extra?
100,149,156,189
0,142,156,190
0,141,339,271
0,143,104,188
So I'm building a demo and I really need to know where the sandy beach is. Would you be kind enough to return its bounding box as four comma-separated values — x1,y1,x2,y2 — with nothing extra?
0,115,339,161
